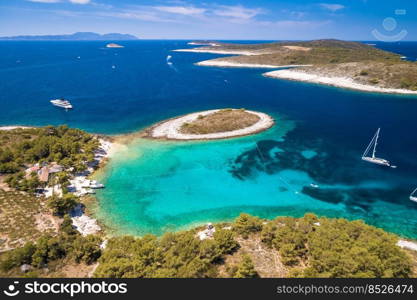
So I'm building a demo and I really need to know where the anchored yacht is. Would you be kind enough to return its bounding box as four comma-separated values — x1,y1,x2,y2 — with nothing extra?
50,99,72,109
361,128,390,167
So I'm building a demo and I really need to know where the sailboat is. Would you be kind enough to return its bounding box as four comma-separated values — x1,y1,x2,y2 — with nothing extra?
361,128,390,166
410,188,417,202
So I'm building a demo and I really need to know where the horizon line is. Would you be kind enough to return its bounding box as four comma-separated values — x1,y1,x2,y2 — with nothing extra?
1,38,417,42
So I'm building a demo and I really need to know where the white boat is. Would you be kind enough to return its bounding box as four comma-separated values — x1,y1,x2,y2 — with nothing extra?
361,128,390,166
90,180,104,189
410,188,417,202
50,99,72,109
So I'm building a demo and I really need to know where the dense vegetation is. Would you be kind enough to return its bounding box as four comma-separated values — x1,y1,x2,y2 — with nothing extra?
47,194,78,216
0,126,99,253
180,109,260,134
94,229,238,278
0,221,102,277
260,214,412,278
0,126,99,191
0,212,414,278
94,213,413,278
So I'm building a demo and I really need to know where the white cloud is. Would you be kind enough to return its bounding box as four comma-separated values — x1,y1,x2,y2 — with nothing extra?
69,0,90,4
213,5,264,20
268,20,331,28
154,6,206,15
27,0,90,3
319,3,345,12
97,10,179,23
27,0,61,3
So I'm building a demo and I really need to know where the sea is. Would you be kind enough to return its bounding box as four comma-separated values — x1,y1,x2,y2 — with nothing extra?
1,40,417,238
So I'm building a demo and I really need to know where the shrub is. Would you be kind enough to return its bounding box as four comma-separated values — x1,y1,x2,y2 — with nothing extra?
47,194,77,216
233,255,258,278
0,242,36,271
95,229,240,278
261,214,413,278
233,213,263,238
213,229,238,254
71,235,102,264
60,214,78,235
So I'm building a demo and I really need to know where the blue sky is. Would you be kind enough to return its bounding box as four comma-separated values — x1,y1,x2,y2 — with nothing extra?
0,0,416,40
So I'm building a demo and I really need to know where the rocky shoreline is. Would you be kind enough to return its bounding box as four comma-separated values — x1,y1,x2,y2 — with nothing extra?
196,60,311,69
264,69,417,95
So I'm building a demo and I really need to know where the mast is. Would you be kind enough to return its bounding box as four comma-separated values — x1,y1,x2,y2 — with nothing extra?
372,128,380,158
362,129,377,158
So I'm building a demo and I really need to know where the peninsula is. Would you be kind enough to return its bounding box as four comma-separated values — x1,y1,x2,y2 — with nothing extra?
146,108,274,140
176,39,417,94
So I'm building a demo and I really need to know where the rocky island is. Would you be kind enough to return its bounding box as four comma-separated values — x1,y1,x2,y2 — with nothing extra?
146,108,274,140
106,43,124,48
177,39,417,94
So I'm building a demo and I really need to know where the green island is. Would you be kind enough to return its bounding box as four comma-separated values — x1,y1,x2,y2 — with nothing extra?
180,109,260,135
184,39,417,93
1,126,417,278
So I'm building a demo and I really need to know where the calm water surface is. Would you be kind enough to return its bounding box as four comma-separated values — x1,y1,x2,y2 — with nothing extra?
1,40,416,237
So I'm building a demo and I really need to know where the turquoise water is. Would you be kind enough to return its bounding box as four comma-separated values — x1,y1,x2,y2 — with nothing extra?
1,41,417,238
96,116,417,238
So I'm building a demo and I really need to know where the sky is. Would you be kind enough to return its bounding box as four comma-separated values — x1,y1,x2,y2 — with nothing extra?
0,0,417,40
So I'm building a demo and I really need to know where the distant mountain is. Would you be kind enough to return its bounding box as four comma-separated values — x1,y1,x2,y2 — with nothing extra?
0,32,138,41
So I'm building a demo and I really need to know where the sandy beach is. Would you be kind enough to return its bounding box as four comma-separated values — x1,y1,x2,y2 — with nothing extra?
197,60,311,69
148,109,274,140
264,69,417,95
0,126,33,130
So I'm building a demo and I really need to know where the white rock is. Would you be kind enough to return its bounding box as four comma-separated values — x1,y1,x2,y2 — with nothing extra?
397,240,417,252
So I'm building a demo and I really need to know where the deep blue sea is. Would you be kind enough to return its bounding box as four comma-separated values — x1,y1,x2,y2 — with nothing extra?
1,40,417,238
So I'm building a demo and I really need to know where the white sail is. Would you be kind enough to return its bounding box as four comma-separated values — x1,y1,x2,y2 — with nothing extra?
361,128,390,166
410,188,417,202
362,128,379,158
372,128,381,158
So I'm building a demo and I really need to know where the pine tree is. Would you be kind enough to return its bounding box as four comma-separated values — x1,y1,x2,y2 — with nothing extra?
234,255,258,278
